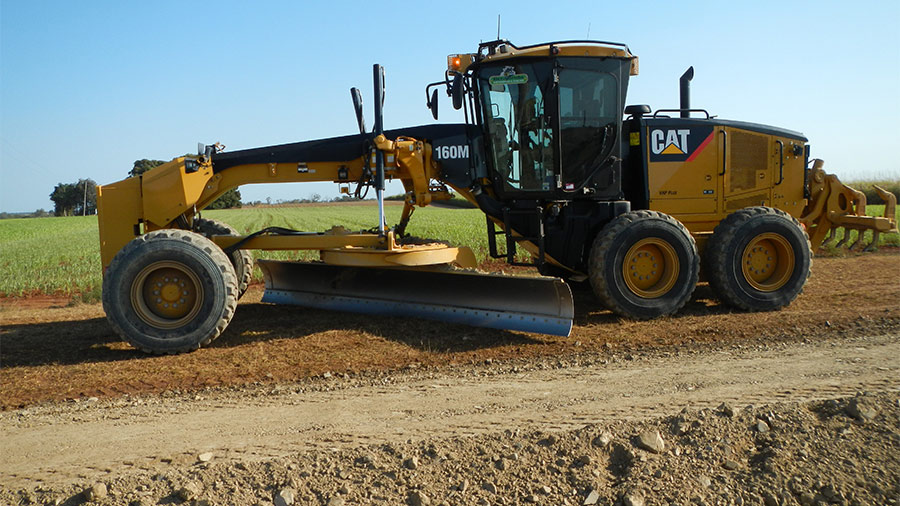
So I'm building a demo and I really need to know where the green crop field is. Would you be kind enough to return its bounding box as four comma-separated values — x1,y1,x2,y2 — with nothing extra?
1,202,897,299
0,203,494,299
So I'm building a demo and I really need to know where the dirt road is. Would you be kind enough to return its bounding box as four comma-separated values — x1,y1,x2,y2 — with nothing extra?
3,332,897,492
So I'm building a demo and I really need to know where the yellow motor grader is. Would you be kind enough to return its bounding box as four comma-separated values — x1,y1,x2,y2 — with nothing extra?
97,40,897,353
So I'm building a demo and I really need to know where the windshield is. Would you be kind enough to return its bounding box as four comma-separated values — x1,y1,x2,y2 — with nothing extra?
479,61,555,192
478,58,620,193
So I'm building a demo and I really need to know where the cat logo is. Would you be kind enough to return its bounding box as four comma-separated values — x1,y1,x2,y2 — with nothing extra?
647,125,714,163
650,129,690,155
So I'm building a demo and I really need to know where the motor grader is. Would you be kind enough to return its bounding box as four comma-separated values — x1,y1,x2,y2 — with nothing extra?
97,39,897,354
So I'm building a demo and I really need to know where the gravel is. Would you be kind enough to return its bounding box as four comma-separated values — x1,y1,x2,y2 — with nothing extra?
2,392,897,505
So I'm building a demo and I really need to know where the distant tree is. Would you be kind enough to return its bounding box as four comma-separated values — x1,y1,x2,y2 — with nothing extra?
50,179,97,216
75,178,98,215
309,193,321,203
34,208,51,217
129,157,241,209
129,159,166,177
205,188,242,209
50,182,78,216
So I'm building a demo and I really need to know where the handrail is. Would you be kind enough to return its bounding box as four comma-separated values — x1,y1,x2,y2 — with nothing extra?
719,130,727,176
775,140,784,185
651,108,711,119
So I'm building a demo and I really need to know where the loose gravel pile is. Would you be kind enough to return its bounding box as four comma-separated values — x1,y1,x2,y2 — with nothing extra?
4,392,897,506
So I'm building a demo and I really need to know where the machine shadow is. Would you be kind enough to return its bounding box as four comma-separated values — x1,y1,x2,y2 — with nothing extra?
1,302,545,369
570,282,737,325
213,302,547,353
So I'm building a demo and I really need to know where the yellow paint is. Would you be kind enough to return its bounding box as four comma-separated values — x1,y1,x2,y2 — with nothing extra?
97,136,462,271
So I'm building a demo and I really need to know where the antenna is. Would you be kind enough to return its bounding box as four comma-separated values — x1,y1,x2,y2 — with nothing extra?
586,22,591,39
497,14,501,39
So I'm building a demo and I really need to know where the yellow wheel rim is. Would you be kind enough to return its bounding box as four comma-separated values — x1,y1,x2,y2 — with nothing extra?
131,261,203,329
622,238,680,298
741,233,794,292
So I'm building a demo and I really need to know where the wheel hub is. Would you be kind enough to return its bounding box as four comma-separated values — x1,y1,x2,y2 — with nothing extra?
131,261,203,329
622,238,679,298
741,233,794,292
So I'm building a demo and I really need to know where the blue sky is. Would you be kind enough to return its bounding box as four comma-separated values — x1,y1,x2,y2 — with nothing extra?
1,0,898,212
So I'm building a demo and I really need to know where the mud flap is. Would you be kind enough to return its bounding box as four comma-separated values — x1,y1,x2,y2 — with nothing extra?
258,260,574,336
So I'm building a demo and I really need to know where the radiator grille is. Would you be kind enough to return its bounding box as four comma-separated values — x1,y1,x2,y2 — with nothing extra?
729,131,768,192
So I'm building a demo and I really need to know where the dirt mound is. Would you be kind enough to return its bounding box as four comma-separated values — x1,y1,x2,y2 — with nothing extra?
2,391,897,505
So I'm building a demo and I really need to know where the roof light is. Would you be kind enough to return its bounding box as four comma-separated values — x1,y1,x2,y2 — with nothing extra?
448,55,462,71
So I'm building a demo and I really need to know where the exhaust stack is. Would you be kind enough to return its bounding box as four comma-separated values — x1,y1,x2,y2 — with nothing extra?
679,66,694,118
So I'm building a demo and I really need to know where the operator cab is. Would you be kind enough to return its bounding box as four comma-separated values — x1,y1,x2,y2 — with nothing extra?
455,41,638,201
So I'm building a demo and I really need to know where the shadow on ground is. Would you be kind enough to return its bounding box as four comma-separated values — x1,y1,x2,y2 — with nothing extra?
1,302,545,369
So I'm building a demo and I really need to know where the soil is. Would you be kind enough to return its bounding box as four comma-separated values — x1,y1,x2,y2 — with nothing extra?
0,253,898,504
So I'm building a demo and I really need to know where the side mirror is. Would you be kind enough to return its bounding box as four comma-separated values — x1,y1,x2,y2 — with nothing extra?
350,87,366,134
451,73,464,110
428,89,439,120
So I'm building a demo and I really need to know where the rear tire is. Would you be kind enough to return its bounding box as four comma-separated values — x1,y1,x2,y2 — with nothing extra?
589,211,699,319
102,229,238,354
193,218,253,299
704,206,811,311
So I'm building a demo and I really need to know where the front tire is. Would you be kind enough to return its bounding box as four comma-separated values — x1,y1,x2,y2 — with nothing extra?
704,206,811,311
589,211,699,319
193,218,253,299
102,229,238,354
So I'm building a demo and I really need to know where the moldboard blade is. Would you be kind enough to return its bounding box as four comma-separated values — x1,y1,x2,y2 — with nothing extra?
257,260,573,336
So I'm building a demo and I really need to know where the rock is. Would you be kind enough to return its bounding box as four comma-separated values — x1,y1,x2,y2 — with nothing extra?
83,482,108,501
547,434,559,445
525,494,538,503
274,488,296,506
327,497,346,506
756,420,771,433
177,481,202,501
637,430,665,454
356,454,375,466
482,481,497,494
583,489,601,505
723,459,740,470
622,490,645,506
592,432,613,447
339,484,350,495
798,493,815,506
576,454,592,466
458,480,469,492
403,456,419,470
697,475,712,488
846,397,878,422
197,452,214,462
539,485,552,494
408,490,431,506
718,402,735,417
495,458,508,470
762,492,780,506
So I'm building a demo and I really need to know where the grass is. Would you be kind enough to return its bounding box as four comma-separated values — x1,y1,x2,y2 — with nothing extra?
0,204,496,298
0,215,101,298
1,201,897,298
